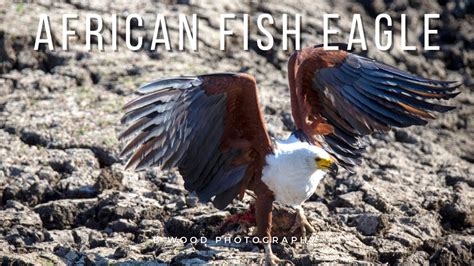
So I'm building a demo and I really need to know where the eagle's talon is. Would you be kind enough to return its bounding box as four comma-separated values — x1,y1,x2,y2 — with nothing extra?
263,243,294,266
304,220,315,234
290,207,315,239
290,215,307,238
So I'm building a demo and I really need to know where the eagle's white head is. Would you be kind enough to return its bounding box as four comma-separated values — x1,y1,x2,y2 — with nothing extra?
262,134,338,207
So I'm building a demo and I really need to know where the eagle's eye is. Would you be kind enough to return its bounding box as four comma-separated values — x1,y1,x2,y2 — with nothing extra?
315,157,322,162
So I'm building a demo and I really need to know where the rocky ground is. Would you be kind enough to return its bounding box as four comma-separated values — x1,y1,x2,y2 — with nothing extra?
0,0,473,265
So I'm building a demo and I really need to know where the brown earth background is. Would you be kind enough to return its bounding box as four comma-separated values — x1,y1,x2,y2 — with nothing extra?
0,0,473,264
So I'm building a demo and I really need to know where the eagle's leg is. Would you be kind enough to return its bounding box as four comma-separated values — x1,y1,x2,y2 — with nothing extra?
290,206,315,239
254,181,293,266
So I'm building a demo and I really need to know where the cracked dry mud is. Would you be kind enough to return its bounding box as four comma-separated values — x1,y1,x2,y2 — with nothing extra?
0,0,473,265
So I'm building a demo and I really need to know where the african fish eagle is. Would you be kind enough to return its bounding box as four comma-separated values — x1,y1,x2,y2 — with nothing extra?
119,44,461,264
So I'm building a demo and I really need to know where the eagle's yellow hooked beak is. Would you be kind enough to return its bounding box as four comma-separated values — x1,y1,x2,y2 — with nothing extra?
316,157,338,173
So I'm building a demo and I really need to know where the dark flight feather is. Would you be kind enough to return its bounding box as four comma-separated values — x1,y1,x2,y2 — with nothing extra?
288,47,461,169
119,74,273,209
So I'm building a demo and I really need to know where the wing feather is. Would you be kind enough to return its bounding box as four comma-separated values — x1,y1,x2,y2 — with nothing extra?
119,73,273,209
289,47,461,169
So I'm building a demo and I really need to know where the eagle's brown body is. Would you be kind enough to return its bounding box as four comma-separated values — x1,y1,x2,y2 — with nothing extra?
119,46,461,264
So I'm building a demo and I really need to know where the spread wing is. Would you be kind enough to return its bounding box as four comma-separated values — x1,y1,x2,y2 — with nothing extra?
119,73,273,209
288,47,461,169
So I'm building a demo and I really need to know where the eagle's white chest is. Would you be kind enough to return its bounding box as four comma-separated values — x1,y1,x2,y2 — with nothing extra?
261,136,328,207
